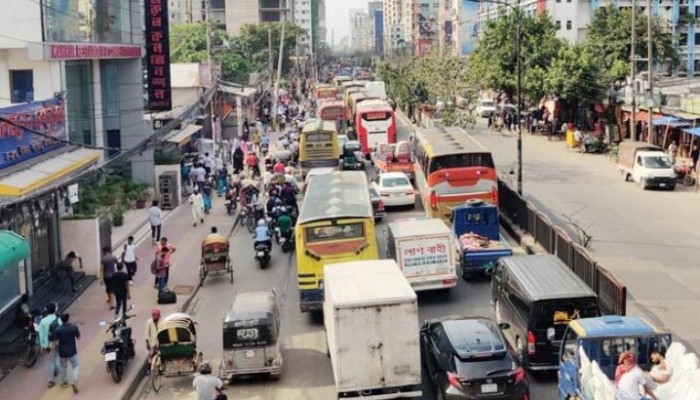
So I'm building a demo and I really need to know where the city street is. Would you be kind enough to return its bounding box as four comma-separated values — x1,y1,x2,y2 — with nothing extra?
131,122,560,400
458,117,700,354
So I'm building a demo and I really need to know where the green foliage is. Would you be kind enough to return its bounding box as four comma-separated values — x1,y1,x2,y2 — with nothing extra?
170,22,307,83
545,44,602,104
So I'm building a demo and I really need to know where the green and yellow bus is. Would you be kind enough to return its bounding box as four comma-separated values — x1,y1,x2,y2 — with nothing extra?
295,171,379,312
299,120,340,177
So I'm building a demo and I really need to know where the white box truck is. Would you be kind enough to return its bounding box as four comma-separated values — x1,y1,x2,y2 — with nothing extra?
324,260,422,399
386,218,458,291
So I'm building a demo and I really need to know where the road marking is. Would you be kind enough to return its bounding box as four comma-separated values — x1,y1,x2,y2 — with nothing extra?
462,129,488,151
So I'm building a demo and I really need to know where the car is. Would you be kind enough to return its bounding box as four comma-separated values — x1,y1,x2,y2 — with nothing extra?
369,187,386,221
476,99,497,118
370,172,415,207
420,316,529,400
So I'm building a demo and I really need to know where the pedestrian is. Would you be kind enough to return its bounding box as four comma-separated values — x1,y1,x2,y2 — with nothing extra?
155,246,170,293
691,145,699,171
39,301,61,388
148,200,163,244
649,349,672,385
202,152,215,177
232,147,244,174
112,263,131,318
190,188,206,226
101,247,118,310
54,313,80,393
668,141,679,165
252,130,261,152
193,361,227,400
574,126,584,153
194,163,207,192
180,160,191,187
55,251,82,292
217,167,228,197
145,307,162,363
202,177,213,214
154,238,175,290
121,235,138,280
245,151,259,178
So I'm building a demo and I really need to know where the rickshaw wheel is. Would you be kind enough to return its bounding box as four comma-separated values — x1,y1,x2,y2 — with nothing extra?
150,355,162,393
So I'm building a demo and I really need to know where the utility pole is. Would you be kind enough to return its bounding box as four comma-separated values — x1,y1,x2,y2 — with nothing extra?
273,4,287,128
205,0,216,143
630,0,636,141
647,0,654,144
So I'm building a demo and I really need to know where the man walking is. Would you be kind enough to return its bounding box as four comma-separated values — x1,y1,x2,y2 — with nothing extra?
112,263,131,318
154,238,175,288
145,308,162,367
100,247,118,310
56,251,82,292
202,152,215,178
39,302,61,388
121,235,138,280
54,313,80,394
190,188,206,226
148,200,163,244
194,163,207,192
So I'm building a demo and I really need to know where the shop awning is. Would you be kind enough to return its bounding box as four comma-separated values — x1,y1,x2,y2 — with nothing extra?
682,127,700,137
0,148,100,196
0,230,29,271
164,125,202,145
652,116,681,126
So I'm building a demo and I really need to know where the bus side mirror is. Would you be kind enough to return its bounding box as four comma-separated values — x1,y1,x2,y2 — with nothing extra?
498,323,510,330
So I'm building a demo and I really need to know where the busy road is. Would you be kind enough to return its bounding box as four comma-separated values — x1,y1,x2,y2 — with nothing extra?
131,116,559,400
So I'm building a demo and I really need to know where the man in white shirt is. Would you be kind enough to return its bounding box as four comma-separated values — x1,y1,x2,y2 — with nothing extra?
202,153,215,177
148,201,163,244
194,164,207,192
193,362,226,400
617,364,657,400
120,236,138,280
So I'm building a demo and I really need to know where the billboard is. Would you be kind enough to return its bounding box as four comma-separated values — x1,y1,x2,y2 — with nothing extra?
145,0,172,111
0,98,66,170
459,0,479,56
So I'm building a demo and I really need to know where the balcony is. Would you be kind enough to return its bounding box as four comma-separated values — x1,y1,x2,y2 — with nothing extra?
41,0,134,44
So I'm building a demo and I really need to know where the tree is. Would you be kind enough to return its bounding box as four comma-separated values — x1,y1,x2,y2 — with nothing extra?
468,11,564,103
237,22,307,74
583,5,678,84
545,44,603,109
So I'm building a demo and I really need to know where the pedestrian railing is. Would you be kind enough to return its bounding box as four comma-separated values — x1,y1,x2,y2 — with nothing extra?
497,180,627,316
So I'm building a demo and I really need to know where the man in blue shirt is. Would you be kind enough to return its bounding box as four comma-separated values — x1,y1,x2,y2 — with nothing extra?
54,313,81,394
253,219,272,249
39,302,60,388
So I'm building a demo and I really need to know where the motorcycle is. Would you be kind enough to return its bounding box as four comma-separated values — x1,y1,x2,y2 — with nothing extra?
24,309,44,368
254,242,272,269
278,227,294,253
100,310,136,383
674,165,696,187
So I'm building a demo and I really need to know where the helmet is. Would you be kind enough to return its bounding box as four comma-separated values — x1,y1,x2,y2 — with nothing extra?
279,206,287,214
257,219,266,227
199,361,212,374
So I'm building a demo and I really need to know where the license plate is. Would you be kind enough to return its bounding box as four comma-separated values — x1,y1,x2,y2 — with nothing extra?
104,352,117,362
481,383,498,393
257,251,265,257
245,350,255,359
659,183,666,187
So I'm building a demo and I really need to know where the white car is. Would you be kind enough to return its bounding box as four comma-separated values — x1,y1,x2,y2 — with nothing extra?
370,172,415,207
476,99,497,118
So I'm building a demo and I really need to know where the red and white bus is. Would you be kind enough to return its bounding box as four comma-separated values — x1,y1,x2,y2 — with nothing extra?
412,127,498,224
354,100,397,157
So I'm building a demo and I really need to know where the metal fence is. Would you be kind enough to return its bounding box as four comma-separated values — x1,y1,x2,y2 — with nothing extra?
497,180,627,316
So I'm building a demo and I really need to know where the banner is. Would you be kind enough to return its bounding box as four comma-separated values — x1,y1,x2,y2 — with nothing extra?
0,98,66,170
145,0,172,111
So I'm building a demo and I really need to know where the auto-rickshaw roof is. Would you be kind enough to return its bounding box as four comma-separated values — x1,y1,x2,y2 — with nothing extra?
224,291,276,323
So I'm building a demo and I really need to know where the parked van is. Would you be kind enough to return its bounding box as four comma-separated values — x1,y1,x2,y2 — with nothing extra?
617,141,676,190
490,255,600,371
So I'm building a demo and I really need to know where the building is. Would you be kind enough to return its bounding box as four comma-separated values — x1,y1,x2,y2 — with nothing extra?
368,1,384,55
0,0,149,329
167,0,225,27
225,0,290,36
293,0,313,50
383,0,404,56
350,9,373,52
437,0,479,57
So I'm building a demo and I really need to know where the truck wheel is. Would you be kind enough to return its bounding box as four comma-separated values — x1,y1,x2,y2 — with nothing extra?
623,172,630,182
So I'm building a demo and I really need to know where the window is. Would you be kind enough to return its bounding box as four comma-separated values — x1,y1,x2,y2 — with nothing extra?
556,20,561,30
566,20,572,30
10,70,33,103
428,153,495,174
305,222,365,243
100,61,120,117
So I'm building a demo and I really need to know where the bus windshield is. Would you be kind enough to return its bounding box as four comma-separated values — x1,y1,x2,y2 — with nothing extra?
429,153,495,174
305,132,333,142
305,223,364,243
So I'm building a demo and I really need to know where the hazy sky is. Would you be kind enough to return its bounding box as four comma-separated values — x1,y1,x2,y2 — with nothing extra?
327,0,370,46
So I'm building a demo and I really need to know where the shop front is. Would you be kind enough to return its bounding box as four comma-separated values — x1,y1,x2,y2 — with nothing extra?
0,231,29,333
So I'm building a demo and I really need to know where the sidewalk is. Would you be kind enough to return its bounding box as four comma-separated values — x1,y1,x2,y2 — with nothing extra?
0,194,237,400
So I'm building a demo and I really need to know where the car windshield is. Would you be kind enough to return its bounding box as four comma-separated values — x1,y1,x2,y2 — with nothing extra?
644,156,672,168
382,177,409,187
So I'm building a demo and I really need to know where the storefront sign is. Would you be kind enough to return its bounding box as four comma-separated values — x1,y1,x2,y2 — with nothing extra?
145,0,172,111
0,98,66,170
67,184,79,204
48,44,141,60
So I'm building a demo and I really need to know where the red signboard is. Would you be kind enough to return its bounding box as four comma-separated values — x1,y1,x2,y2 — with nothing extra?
48,44,141,60
144,0,172,111
365,111,391,121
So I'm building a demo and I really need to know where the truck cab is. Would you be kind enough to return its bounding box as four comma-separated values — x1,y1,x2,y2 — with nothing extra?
558,316,672,399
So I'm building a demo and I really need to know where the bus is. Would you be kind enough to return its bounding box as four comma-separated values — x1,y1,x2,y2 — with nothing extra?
315,84,338,101
333,75,352,87
354,100,397,157
413,127,498,224
346,91,376,122
317,100,345,122
295,171,379,312
340,80,367,96
299,120,340,177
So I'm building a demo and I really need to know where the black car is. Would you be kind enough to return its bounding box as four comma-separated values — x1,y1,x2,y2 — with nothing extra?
420,316,529,400
369,187,386,221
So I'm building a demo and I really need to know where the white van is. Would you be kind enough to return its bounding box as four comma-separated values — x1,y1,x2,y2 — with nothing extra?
476,99,497,118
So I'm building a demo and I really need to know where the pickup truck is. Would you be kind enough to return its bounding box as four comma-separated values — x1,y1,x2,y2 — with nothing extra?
452,200,512,280
558,315,700,399
372,142,415,181
618,141,677,190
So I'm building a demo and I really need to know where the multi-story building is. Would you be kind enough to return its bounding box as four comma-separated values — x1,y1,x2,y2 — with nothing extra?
350,9,373,52
168,0,226,27
293,0,313,49
368,1,384,55
0,0,149,327
438,0,479,56
383,0,404,56
226,0,290,36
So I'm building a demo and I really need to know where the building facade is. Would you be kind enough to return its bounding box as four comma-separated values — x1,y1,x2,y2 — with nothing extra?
350,9,373,52
0,0,150,326
225,0,289,36
368,1,384,55
383,0,404,56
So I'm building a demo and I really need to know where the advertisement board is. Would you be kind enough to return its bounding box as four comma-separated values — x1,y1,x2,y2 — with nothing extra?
0,98,66,170
459,0,479,56
145,0,172,111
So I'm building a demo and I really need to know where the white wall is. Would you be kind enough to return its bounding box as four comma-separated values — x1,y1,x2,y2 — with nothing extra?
0,49,62,107
0,1,42,49
225,0,260,36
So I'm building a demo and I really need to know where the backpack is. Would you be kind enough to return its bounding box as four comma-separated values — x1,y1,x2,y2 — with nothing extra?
47,317,60,342
150,259,158,275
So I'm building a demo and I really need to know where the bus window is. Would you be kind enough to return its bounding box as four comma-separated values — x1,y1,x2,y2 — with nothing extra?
305,223,365,243
429,153,495,173
306,132,332,142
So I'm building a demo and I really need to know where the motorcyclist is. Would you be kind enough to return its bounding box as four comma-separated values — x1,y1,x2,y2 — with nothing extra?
276,207,294,243
253,219,272,250
281,181,298,213
273,159,285,175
